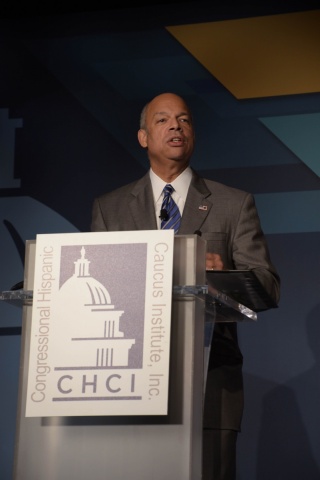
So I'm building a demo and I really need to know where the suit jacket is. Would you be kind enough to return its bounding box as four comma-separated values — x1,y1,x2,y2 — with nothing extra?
91,168,280,430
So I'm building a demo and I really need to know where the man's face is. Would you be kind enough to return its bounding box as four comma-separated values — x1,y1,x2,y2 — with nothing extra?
138,93,195,169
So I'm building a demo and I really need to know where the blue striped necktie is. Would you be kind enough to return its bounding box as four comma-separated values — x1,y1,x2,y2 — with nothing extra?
160,184,181,234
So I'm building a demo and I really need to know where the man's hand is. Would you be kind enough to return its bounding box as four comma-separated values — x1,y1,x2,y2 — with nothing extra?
206,252,224,270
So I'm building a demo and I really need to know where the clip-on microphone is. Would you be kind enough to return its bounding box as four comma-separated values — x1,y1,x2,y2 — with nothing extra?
159,209,168,221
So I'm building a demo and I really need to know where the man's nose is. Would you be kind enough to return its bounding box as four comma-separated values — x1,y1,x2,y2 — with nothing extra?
169,122,182,131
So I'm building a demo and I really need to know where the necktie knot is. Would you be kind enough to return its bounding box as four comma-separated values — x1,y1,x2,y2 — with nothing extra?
162,184,174,211
163,184,174,196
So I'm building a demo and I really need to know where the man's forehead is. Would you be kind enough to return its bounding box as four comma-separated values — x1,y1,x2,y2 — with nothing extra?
152,109,190,117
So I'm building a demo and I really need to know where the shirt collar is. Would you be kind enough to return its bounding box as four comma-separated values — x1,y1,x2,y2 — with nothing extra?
150,166,192,203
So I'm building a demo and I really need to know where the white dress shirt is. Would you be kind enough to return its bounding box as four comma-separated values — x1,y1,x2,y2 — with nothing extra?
149,167,192,229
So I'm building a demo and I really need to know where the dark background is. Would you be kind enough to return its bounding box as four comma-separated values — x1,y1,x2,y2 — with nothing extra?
1,1,320,478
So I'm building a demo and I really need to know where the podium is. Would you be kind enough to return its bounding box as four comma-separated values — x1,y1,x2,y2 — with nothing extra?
2,234,257,480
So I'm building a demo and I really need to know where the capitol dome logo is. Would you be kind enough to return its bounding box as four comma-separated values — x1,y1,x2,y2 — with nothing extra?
26,230,174,417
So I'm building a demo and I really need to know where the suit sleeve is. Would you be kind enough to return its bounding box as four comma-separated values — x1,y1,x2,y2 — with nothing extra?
232,192,280,304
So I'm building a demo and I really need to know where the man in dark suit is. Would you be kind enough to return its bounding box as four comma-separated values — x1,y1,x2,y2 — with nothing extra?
91,92,280,479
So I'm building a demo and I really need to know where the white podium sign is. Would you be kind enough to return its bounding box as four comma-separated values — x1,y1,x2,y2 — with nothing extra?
25,230,175,417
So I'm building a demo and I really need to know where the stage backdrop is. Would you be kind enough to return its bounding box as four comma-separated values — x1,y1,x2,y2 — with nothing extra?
1,2,320,479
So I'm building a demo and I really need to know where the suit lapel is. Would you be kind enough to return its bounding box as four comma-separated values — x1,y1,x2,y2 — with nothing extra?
129,173,158,230
127,170,213,234
179,171,213,234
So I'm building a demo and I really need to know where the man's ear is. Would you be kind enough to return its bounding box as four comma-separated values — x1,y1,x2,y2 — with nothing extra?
138,129,148,148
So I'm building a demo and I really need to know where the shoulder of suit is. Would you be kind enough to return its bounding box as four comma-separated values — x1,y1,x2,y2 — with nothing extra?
97,174,149,201
198,175,250,198
190,170,249,198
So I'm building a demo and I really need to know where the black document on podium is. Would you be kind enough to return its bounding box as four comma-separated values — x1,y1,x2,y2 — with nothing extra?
206,269,278,312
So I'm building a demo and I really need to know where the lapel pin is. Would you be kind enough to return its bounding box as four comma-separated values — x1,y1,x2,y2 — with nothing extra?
199,205,208,211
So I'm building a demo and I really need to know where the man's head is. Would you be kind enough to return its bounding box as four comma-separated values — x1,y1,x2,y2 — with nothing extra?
138,93,195,177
